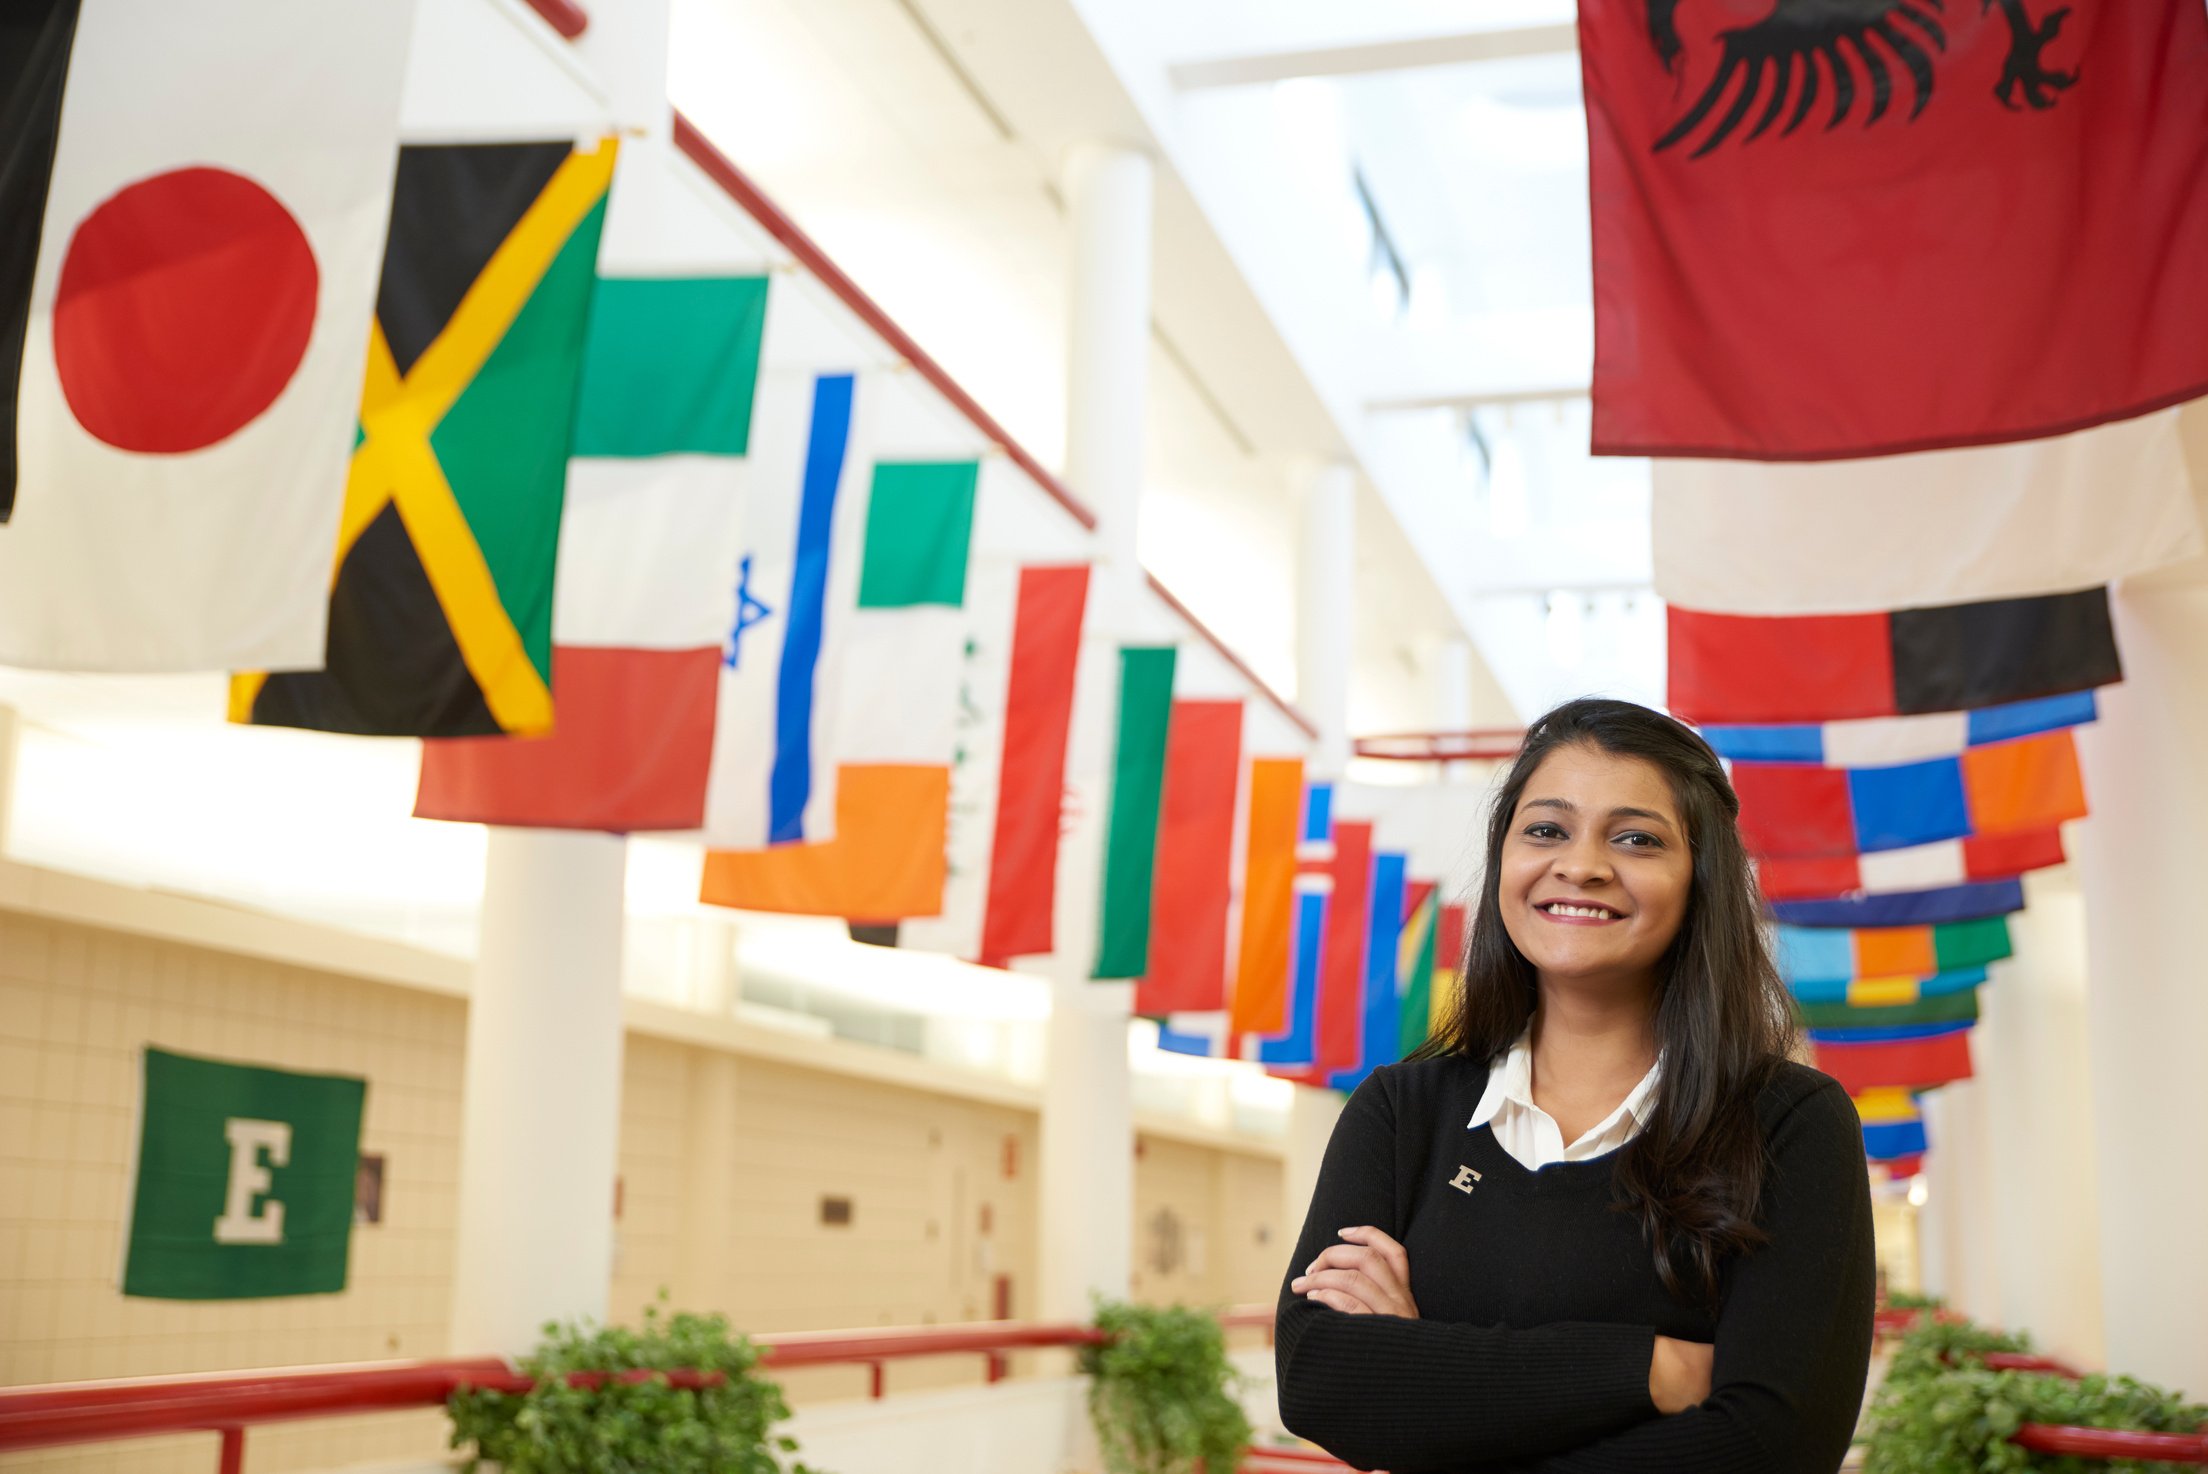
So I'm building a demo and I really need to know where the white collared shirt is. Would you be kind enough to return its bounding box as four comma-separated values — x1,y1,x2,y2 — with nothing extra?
1468,1032,1663,1170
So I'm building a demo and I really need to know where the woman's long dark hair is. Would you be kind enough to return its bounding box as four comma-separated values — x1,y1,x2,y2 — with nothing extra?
1410,697,1799,1304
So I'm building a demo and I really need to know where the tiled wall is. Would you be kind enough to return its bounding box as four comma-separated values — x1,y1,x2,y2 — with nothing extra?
0,903,1286,1472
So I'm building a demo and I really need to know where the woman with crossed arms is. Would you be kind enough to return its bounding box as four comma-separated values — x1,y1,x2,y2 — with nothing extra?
1276,698,1875,1473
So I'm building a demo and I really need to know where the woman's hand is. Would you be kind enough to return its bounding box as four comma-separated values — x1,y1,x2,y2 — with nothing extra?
1290,1226,1420,1318
1648,1335,1714,1413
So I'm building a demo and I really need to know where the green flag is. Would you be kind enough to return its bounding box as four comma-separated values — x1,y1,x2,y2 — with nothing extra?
1093,646,1177,979
122,1048,366,1300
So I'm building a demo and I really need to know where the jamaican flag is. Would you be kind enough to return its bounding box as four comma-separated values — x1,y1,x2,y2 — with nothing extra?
232,138,616,736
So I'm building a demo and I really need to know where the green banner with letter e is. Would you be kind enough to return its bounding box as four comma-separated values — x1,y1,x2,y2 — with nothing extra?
122,1047,366,1299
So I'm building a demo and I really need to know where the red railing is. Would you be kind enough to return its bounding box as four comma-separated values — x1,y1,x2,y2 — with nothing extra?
0,1308,1314,1473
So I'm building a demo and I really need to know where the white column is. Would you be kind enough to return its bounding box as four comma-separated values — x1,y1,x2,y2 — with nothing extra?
2073,574,2208,1395
1036,142,1154,1323
1916,1081,2000,1323
450,828,628,1354
1282,1086,1344,1249
0,703,18,856
1974,870,2105,1366
1298,461,1356,779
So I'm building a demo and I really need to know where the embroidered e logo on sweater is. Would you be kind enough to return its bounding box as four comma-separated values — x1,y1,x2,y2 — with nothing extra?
1450,1165,1482,1194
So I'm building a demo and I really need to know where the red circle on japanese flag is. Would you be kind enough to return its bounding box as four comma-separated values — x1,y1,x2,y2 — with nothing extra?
53,166,319,454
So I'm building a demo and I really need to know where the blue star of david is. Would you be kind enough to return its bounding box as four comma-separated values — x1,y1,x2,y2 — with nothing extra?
723,554,775,670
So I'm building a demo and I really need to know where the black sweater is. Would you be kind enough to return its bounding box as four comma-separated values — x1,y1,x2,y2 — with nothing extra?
1274,1056,1874,1473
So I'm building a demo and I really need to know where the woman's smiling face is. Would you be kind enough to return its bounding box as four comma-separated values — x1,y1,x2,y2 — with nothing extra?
1497,742,1694,993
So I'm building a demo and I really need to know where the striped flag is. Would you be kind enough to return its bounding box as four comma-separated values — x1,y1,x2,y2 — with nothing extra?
1133,700,1245,1015
1703,691,2097,767
1791,968,1988,1010
1814,1028,1975,1094
1669,587,2122,725
1257,782,1337,1070
1226,757,1305,1036
1771,879,2025,929
1776,917,2012,985
897,561,1090,965
1857,1088,1930,1165
1797,989,1979,1033
1328,851,1409,1093
1758,828,2065,904
1092,647,1178,979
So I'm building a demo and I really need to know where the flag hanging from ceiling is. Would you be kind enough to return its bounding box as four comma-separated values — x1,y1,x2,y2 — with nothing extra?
1669,587,2121,725
1227,757,1306,1035
1396,880,1441,1059
1777,916,2012,985
897,561,1091,966
1798,989,1980,1033
1790,966,1988,1010
234,138,617,734
1703,692,2097,766
1814,1027,1975,1094
415,181,772,828
0,0,412,669
698,434,985,922
1267,818,1374,1084
1581,0,2208,459
1257,782,1337,1070
1757,829,2066,905
1134,700,1245,1016
1734,730,2086,858
1859,1086,1932,1165
1329,850,1409,1094
1093,647,1179,979
1771,878,2025,929
1652,410,2201,612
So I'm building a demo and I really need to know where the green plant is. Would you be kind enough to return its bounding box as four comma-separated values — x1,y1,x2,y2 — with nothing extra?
447,1297,818,1474
1863,1364,2208,1473
1883,1290,1947,1311
1882,1315,2035,1388
1080,1299,1253,1474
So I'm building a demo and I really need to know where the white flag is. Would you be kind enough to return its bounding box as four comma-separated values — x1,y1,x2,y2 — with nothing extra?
0,0,414,671
1653,408,2202,616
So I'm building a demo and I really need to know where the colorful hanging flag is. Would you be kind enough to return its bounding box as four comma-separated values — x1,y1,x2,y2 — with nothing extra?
1777,916,2012,984
1814,1027,1975,1094
1771,878,2025,929
233,138,617,734
1258,782,1337,1070
1735,730,2086,859
1703,692,2097,766
1582,0,2208,460
122,1048,366,1300
1791,967,1988,1009
1329,851,1409,1093
1758,828,2065,904
898,561,1091,965
1798,989,1980,1033
1863,1117,1931,1164
1268,819,1375,1084
1397,881,1441,1059
1093,647,1179,979
699,763,950,921
1227,757,1306,1035
1669,587,2121,725
415,220,772,828
0,0,413,668
1134,701,1245,1015
1652,410,2201,613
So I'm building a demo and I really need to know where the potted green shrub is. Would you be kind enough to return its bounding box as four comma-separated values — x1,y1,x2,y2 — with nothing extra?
447,1299,818,1474
1080,1300,1253,1474
1863,1363,2207,1473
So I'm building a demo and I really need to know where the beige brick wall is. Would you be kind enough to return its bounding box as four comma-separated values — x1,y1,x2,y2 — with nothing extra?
0,903,1285,1472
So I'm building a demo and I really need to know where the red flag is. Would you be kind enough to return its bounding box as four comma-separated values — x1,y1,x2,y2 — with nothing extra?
1582,0,2208,459
1314,821,1374,1075
1135,701,1244,1016
976,565,1088,965
1814,1030,1974,1093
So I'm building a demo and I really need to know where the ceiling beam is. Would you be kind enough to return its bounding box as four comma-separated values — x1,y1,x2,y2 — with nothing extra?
1168,23,1577,90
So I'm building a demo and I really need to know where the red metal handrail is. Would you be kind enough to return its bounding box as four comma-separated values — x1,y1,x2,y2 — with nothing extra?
1353,729,1526,763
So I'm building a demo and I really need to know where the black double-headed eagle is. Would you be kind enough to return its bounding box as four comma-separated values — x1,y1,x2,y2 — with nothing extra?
1644,0,2080,156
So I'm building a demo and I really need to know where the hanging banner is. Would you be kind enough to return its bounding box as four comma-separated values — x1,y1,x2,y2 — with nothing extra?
122,1048,366,1300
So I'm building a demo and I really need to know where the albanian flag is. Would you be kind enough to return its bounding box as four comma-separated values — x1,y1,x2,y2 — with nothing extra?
1582,0,2208,459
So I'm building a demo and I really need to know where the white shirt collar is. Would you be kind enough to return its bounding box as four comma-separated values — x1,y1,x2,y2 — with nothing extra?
1468,1029,1663,1149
